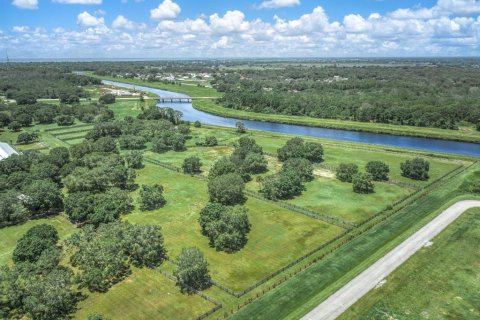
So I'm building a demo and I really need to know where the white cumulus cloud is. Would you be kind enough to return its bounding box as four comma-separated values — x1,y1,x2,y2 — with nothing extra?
258,0,300,9
53,0,102,4
77,11,105,27
112,15,135,29
12,0,38,9
150,0,181,21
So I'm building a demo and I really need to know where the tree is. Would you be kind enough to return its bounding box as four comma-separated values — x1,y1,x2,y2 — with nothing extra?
202,205,251,252
89,188,133,226
198,203,224,236
204,136,218,147
208,173,245,205
12,224,59,263
0,191,27,224
118,135,146,150
366,161,390,181
16,132,38,144
99,93,116,104
48,147,70,168
56,115,75,126
208,157,236,180
8,121,22,132
336,163,359,183
194,121,201,128
151,138,170,153
281,158,313,182
173,247,211,292
235,121,246,134
64,191,95,224
139,185,166,211
401,158,430,181
352,173,375,194
171,133,186,151
182,156,202,174
21,180,63,214
304,142,324,163
242,153,268,174
124,151,143,169
277,137,306,162
124,225,167,268
477,121,480,132
259,170,304,200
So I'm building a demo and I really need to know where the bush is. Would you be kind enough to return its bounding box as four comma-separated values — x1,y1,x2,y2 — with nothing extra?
336,163,359,182
352,173,375,194
13,224,59,263
56,115,75,126
99,94,116,104
139,185,166,211
401,158,430,181
365,161,390,181
260,170,304,200
208,173,245,205
182,156,202,174
236,121,246,134
194,121,201,128
204,136,218,147
174,247,211,292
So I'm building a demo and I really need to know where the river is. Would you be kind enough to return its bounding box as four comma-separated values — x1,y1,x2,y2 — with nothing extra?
103,80,480,157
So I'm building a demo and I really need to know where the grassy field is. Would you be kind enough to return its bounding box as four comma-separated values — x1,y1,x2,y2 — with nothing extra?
229,164,480,320
125,163,344,291
340,208,480,320
0,215,76,266
75,268,216,320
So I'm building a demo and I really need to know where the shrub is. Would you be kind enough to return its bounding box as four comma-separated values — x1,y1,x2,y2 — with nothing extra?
401,158,430,181
352,173,375,194
182,156,202,174
139,185,167,211
260,170,304,200
204,136,218,147
336,163,359,182
365,161,390,181
99,93,116,104
174,247,211,292
208,173,245,205
281,158,313,182
56,115,75,126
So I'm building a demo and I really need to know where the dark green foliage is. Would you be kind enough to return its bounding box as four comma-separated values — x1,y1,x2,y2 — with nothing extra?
118,135,146,150
259,170,304,200
242,153,268,174
99,93,116,104
16,131,38,144
12,224,59,263
21,180,63,213
208,173,245,205
366,161,390,181
336,163,359,183
56,115,75,126
48,147,70,168
0,191,27,224
281,158,314,182
67,222,166,292
194,121,201,128
30,162,61,183
173,247,211,292
86,122,122,141
277,138,323,163
352,173,375,194
401,158,430,181
8,121,21,132
200,205,251,253
236,121,246,133
182,156,202,174
64,192,95,224
139,185,166,211
477,121,480,132
124,150,143,169
0,112,12,127
204,136,218,146
208,157,237,180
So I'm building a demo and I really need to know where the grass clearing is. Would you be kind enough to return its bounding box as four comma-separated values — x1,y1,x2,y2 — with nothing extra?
0,215,76,266
125,163,344,291
75,268,216,320
340,208,480,320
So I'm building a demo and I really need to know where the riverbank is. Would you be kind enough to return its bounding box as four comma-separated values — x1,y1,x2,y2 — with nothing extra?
92,74,480,144
193,100,480,144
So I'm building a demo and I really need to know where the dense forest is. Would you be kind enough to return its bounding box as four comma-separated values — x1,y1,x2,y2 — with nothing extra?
0,64,100,103
212,64,480,129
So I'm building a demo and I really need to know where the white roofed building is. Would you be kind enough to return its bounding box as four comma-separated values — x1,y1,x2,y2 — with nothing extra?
0,142,18,161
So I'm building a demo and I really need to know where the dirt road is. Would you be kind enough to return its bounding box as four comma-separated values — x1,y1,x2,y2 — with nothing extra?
302,200,480,320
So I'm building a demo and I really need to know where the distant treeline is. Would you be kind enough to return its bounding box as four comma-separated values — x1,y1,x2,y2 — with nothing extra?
212,65,480,129
0,64,100,103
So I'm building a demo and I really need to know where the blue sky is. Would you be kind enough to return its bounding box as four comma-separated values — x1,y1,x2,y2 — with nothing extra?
1,0,479,59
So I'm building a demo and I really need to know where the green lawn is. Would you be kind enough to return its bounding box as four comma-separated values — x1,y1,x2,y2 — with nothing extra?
0,215,76,266
340,208,480,320
125,163,344,291
288,177,412,223
75,268,216,320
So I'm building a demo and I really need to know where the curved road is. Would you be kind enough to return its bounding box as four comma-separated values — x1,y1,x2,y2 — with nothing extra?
302,200,480,320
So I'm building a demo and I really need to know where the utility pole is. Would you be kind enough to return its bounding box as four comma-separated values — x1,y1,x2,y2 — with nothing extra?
5,50,10,68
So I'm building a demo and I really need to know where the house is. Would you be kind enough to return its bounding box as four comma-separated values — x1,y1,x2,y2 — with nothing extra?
0,142,18,161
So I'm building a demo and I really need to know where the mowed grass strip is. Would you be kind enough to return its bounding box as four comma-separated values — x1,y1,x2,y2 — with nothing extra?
0,215,76,266
75,268,215,320
340,208,480,320
125,163,344,291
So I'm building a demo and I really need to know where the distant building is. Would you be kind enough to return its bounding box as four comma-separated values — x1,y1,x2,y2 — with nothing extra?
0,142,18,161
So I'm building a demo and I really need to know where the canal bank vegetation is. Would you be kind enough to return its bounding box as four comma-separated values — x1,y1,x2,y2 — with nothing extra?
1,92,477,319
